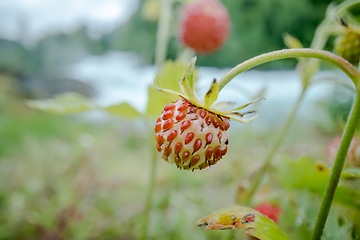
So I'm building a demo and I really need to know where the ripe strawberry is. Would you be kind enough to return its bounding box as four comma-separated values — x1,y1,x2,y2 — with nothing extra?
254,203,281,223
325,135,360,167
334,31,360,65
154,57,262,171
179,0,231,54
155,98,230,170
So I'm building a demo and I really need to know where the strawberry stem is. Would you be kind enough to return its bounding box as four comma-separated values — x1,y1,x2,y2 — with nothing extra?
311,90,360,240
141,145,158,240
218,49,360,91
245,89,306,203
155,0,173,67
142,1,174,239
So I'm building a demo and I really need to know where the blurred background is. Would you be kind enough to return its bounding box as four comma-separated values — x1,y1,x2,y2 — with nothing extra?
1,0,359,239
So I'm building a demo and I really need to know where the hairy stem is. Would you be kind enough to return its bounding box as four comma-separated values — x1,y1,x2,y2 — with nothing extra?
245,89,306,203
155,0,172,67
218,49,359,91
311,91,360,240
141,1,173,238
141,147,158,240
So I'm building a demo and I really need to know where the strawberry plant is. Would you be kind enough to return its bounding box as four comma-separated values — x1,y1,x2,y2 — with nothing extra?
25,0,360,239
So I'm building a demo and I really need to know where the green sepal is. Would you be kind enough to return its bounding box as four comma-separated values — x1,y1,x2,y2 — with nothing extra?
211,101,236,110
197,205,289,240
228,97,265,112
203,78,220,108
180,75,202,106
228,114,258,124
178,56,202,105
186,56,197,90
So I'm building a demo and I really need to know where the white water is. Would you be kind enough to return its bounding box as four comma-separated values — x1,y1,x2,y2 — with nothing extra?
68,51,353,131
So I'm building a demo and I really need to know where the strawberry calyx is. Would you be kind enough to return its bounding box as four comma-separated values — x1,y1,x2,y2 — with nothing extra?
154,57,264,123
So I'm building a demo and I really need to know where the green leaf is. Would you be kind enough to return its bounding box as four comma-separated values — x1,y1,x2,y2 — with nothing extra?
104,102,141,118
211,101,236,110
276,156,360,211
147,60,188,116
185,57,197,90
180,76,202,106
283,33,303,49
154,60,186,93
146,86,177,117
203,78,219,108
280,189,352,240
26,92,95,114
341,167,360,178
197,205,289,240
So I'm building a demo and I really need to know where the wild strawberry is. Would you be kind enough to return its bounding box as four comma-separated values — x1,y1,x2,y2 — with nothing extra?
154,57,263,170
334,19,360,65
178,0,231,54
335,32,360,65
155,98,230,170
254,203,281,223
325,135,360,167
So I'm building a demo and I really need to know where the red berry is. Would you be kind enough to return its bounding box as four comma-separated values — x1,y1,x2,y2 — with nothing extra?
254,203,281,224
154,99,231,171
178,0,231,54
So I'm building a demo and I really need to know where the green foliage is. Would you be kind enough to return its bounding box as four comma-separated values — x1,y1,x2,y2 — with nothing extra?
147,59,191,116
341,168,360,178
279,190,353,240
25,59,195,118
197,205,289,240
276,156,360,211
26,92,141,118
26,92,96,114
0,75,87,157
105,103,141,117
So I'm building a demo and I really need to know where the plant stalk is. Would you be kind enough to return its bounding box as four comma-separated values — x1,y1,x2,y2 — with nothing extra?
245,89,306,203
311,91,360,240
141,146,158,240
155,0,173,67
141,1,173,238
218,49,359,91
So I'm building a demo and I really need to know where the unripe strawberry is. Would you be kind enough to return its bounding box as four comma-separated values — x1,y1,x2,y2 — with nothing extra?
179,0,230,54
334,32,360,65
325,135,360,167
154,57,261,171
155,98,230,171
254,203,281,224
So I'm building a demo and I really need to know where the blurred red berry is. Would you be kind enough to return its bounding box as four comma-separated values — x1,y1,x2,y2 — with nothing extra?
155,99,230,171
179,0,231,54
326,135,360,167
254,203,281,223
